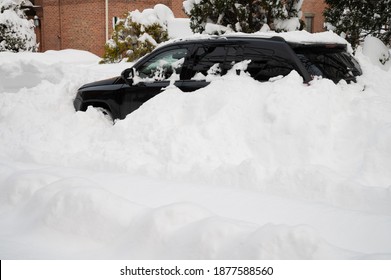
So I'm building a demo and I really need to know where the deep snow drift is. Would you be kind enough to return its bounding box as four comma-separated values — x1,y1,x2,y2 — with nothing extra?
0,41,391,259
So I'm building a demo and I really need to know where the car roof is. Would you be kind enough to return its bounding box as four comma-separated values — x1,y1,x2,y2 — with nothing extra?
156,31,349,50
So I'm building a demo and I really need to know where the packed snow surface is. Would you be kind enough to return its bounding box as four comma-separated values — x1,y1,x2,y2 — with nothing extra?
1,38,391,259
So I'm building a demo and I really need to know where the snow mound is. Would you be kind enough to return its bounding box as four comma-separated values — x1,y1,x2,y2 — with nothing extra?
1,47,391,259
0,167,356,259
1,50,391,212
130,4,174,28
0,49,100,92
362,36,391,70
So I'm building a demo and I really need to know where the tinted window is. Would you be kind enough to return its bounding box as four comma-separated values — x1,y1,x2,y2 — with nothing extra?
296,50,362,83
190,45,242,77
244,47,295,81
137,48,188,80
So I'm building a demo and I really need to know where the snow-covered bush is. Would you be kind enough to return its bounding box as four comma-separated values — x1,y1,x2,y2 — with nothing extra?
324,0,391,49
183,0,304,34
0,0,37,52
101,4,172,63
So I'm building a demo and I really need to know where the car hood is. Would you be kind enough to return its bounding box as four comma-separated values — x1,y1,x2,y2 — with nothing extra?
78,76,121,90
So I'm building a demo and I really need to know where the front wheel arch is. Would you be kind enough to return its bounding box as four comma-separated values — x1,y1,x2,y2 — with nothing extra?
82,102,115,123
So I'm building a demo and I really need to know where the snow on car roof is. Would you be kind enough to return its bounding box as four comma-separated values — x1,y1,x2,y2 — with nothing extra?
157,30,351,51
251,30,349,45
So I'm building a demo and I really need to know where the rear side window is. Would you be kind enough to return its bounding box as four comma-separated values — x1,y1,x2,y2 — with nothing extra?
190,45,242,77
244,47,295,81
295,50,362,83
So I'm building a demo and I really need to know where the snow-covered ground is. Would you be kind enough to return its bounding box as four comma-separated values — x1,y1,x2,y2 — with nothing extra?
1,40,391,259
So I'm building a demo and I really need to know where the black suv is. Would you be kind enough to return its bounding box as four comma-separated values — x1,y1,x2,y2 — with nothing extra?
74,35,362,120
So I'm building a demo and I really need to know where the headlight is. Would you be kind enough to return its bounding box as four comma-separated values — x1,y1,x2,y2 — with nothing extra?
73,94,83,111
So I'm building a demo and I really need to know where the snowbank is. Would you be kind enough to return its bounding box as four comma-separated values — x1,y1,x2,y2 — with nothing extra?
1,46,391,259
362,36,391,71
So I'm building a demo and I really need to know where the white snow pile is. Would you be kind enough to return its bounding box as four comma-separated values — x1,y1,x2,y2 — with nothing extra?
131,4,192,40
1,35,391,259
108,3,190,49
129,4,174,30
362,36,391,71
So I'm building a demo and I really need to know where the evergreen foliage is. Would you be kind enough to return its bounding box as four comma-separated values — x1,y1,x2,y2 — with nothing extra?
0,0,37,52
101,12,169,63
324,0,391,48
183,0,303,34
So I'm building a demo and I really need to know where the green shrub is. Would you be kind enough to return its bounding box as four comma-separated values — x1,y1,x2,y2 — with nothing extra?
324,0,391,49
183,0,303,34
101,14,169,63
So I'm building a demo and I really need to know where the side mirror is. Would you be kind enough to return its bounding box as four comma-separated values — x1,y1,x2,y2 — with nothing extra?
121,68,135,84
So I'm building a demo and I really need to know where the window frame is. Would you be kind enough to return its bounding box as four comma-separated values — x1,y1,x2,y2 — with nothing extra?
134,46,192,82
186,43,244,79
304,13,315,33
243,45,298,81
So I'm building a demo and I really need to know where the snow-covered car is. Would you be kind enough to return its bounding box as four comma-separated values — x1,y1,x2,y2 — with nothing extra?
73,35,362,120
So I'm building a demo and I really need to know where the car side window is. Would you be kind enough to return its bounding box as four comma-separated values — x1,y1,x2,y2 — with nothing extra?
192,46,226,76
244,47,295,81
297,52,359,83
190,45,242,77
137,48,188,81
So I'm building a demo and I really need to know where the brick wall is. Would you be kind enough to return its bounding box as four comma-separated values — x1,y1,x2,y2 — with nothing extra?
171,0,186,17
34,0,327,56
37,0,179,56
301,0,327,33
34,0,60,51
62,1,105,54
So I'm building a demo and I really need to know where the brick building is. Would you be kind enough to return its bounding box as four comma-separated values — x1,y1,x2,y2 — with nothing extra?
31,0,185,55
29,0,327,56
301,0,327,33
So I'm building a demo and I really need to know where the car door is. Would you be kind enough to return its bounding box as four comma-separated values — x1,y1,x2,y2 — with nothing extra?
180,43,243,92
120,46,190,117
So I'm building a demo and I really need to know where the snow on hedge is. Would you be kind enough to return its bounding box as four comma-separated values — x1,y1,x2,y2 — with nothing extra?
130,4,174,29
184,0,304,34
0,0,37,52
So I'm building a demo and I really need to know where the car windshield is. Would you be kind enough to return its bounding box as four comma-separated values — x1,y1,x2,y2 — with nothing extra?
295,48,362,83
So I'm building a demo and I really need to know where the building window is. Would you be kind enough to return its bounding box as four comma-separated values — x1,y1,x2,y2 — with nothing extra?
304,13,314,33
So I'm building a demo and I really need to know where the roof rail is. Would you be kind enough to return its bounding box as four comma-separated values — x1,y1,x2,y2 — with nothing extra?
270,36,286,42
